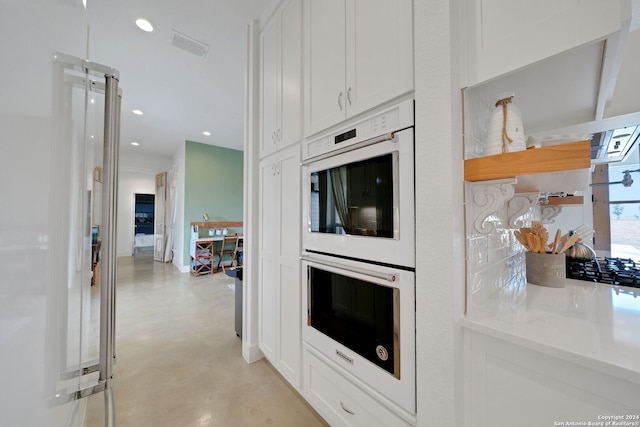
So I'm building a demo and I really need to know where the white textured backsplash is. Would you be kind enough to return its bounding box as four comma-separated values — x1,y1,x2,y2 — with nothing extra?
465,194,536,313
463,88,492,160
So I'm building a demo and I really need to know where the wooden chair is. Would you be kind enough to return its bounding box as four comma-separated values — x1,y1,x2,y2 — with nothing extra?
217,235,240,272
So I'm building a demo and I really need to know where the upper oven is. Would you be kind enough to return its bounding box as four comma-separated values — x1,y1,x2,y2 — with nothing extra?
302,100,415,269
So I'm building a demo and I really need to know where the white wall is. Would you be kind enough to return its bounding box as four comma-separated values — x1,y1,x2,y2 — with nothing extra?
117,151,171,258
170,144,188,272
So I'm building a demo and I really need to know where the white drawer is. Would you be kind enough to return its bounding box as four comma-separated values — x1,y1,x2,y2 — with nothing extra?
304,348,413,427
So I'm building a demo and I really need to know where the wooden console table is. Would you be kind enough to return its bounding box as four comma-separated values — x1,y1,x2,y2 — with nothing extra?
189,221,243,276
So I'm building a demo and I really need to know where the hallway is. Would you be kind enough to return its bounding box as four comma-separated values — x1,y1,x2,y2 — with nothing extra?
85,255,326,427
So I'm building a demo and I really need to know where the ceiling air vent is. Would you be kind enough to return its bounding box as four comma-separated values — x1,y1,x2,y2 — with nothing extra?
171,30,209,58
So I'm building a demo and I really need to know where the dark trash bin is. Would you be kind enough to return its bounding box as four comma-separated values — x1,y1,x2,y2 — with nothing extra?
225,267,243,337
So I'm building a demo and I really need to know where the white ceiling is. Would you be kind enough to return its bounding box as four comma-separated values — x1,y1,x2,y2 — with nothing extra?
0,0,272,159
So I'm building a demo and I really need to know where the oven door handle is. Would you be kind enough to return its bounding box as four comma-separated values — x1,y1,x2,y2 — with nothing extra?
301,130,401,165
301,255,398,283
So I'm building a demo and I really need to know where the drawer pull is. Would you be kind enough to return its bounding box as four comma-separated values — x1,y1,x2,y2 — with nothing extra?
340,401,355,415
335,349,354,365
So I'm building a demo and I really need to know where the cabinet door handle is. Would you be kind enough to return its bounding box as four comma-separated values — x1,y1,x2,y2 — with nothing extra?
347,86,352,105
340,401,355,415
277,128,281,142
338,92,343,110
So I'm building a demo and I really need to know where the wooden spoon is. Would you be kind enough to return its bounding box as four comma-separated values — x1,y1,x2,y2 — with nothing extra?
550,229,561,254
537,228,549,253
526,233,540,253
514,230,530,251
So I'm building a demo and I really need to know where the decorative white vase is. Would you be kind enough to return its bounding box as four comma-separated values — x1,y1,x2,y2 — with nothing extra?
484,92,526,156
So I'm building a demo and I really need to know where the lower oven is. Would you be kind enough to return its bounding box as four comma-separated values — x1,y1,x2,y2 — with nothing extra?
301,253,415,414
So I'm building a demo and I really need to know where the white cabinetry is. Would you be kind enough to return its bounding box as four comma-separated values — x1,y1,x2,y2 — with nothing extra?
258,143,302,388
462,0,631,87
464,330,640,427
260,0,302,158
303,0,413,137
303,346,413,427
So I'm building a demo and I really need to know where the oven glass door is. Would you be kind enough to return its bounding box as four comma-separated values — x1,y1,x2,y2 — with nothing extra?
308,265,399,377
302,255,416,413
310,152,396,238
303,127,415,268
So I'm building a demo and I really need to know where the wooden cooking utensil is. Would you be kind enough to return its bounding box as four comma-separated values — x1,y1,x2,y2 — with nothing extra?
557,232,581,255
537,228,549,253
551,229,561,254
530,221,549,253
513,230,530,250
526,233,540,253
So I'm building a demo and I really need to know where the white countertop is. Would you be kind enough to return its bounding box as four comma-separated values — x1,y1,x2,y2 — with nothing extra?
461,278,640,384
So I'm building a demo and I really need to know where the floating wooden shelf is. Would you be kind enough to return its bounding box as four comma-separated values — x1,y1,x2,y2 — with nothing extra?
546,195,584,206
190,221,243,229
464,140,591,182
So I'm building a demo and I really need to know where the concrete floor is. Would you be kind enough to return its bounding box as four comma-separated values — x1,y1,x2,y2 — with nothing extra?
84,254,327,427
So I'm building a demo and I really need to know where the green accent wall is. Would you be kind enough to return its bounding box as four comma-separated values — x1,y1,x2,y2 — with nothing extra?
183,141,243,265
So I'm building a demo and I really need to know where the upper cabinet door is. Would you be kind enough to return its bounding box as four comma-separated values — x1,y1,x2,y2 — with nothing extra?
279,0,302,149
346,0,413,118
260,18,279,157
463,0,631,87
304,0,414,138
304,0,347,137
260,0,302,159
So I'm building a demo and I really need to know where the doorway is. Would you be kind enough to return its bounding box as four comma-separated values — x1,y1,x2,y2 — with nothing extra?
133,193,155,255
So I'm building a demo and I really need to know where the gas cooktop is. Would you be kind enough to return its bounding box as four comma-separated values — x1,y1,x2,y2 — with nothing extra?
566,257,640,288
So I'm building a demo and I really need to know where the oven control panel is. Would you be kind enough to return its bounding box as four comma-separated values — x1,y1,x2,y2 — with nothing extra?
305,99,413,160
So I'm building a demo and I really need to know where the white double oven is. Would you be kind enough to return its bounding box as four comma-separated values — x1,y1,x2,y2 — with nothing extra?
301,99,416,413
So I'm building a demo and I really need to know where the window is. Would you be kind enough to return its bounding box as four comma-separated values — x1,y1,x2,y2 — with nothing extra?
608,158,640,259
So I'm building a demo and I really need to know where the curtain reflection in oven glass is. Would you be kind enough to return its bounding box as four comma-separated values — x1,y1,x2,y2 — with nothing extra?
310,154,394,237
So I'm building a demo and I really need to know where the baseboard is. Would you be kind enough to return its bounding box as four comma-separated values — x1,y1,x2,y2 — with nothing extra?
172,258,190,273
242,342,264,364
177,264,190,273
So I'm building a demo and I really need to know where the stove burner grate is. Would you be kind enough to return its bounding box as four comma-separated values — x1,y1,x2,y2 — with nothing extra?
566,257,640,288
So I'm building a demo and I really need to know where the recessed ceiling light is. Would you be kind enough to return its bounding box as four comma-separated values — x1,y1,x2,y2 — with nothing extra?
203,131,211,136
132,109,144,115
135,18,154,32
131,142,139,146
